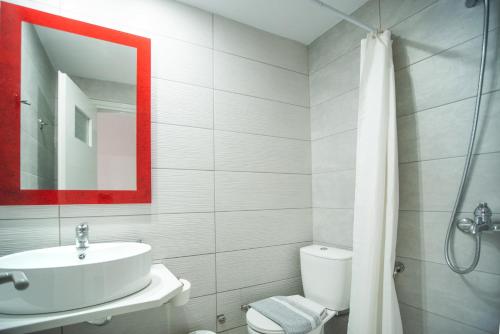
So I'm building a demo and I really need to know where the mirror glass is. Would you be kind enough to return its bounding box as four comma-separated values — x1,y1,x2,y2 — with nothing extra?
20,23,137,190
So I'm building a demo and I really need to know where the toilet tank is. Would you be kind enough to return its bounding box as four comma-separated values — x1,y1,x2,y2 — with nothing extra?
300,245,352,311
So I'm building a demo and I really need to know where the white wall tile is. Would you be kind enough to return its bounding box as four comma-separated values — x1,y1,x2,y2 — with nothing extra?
152,78,213,128
61,0,213,47
311,89,358,140
215,131,311,174
312,170,355,209
216,243,306,292
152,35,213,87
0,218,59,256
152,123,213,170
151,169,214,214
214,52,309,107
214,90,310,140
0,205,58,219
309,48,360,107
312,130,356,173
60,213,214,260
312,208,353,248
59,203,151,218
395,257,500,332
162,254,215,297
4,0,60,13
214,15,308,74
215,172,311,211
216,209,312,252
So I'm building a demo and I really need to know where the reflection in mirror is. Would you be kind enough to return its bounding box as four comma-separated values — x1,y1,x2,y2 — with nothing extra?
20,23,137,190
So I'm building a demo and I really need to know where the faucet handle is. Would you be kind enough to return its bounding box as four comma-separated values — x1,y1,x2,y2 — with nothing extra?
0,271,29,290
474,202,492,217
76,223,89,235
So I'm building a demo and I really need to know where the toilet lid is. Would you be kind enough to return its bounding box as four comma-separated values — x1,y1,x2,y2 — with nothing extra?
246,308,285,334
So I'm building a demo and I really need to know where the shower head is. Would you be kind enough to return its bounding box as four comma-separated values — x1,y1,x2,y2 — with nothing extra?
465,0,479,8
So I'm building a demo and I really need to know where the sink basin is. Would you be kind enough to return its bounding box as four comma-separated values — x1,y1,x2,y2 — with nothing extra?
0,242,152,315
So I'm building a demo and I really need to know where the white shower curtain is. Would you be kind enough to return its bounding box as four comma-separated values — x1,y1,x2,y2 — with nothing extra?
347,30,402,334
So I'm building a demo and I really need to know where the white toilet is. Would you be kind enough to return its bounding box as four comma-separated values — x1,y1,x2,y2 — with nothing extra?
246,245,352,334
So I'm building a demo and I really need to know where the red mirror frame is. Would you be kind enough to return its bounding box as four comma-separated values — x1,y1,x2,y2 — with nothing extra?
0,3,151,205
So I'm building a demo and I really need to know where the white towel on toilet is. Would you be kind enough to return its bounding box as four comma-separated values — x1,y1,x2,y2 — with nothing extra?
286,295,327,321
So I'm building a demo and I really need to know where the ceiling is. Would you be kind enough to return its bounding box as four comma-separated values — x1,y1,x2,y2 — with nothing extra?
33,24,136,85
176,0,370,45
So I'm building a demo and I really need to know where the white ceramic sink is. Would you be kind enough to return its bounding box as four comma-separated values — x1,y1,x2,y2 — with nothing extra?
0,242,152,315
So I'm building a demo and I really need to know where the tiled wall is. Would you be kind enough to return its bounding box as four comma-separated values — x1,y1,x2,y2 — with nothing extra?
21,22,57,189
0,1,311,333
309,0,500,333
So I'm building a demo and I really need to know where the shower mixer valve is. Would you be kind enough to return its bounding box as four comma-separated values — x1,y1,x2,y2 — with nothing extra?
457,202,499,234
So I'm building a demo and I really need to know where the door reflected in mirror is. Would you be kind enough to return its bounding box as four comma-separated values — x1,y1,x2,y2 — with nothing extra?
20,22,137,190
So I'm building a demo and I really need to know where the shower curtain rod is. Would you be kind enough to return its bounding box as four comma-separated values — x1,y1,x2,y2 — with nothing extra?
311,0,377,33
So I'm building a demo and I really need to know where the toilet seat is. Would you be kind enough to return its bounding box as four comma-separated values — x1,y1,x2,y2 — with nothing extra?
247,305,337,334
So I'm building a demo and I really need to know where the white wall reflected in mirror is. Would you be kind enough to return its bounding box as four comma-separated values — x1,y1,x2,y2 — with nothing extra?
20,22,137,190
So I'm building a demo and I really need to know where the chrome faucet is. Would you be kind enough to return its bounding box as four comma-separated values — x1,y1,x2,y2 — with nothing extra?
75,223,89,251
457,202,498,234
0,271,29,290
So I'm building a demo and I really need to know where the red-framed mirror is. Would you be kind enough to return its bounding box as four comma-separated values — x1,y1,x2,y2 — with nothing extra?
0,3,151,205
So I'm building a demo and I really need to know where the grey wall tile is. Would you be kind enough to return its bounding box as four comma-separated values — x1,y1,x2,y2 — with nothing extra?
311,89,358,140
214,51,309,107
309,48,360,107
216,277,302,331
398,90,500,163
216,243,306,292
214,15,308,74
215,172,311,211
162,254,216,298
60,213,214,260
312,170,355,209
313,208,353,248
216,209,312,252
395,257,500,332
152,78,213,129
395,28,500,116
399,303,491,334
399,157,462,212
214,90,310,140
308,0,379,73
152,35,213,87
461,152,500,211
390,0,498,69
324,313,349,334
167,295,217,334
152,123,213,170
380,0,437,29
0,218,59,256
312,130,357,173
215,131,311,174
397,210,500,275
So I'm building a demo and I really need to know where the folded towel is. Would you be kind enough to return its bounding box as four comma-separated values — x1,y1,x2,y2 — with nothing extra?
286,295,327,322
249,296,326,334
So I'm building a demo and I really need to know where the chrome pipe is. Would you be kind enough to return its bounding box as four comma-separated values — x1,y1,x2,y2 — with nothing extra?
444,0,490,274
